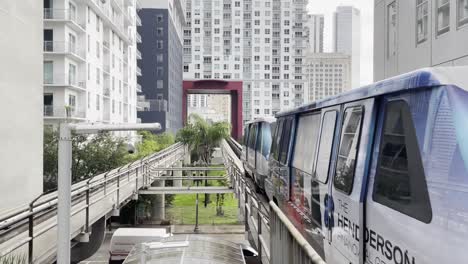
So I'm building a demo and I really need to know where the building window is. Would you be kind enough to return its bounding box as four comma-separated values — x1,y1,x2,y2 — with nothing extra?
96,94,100,110
458,0,468,27
157,27,163,36
157,15,163,23
157,80,163,89
387,1,397,58
436,0,450,35
157,40,163,49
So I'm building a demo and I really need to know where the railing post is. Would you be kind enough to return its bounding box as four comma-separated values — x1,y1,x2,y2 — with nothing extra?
116,175,120,207
244,189,249,232
85,187,90,234
28,205,34,264
135,168,139,192
257,208,262,261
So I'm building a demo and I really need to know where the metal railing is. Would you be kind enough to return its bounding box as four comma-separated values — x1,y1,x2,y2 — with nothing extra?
43,8,84,29
43,41,86,59
0,143,185,262
221,139,271,263
44,75,86,89
43,106,86,119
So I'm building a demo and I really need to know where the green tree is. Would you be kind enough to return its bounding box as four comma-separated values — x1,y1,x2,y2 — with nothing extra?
176,114,231,165
43,128,175,193
176,115,230,215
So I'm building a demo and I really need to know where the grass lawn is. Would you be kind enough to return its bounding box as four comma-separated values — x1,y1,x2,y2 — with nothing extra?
166,167,240,225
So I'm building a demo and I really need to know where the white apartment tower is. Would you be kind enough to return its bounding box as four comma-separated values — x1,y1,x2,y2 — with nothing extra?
374,0,468,81
333,6,361,88
183,0,308,122
43,0,141,126
305,14,324,53
305,52,351,102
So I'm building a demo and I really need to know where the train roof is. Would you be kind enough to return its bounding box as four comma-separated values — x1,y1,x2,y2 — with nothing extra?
276,66,468,117
245,117,277,125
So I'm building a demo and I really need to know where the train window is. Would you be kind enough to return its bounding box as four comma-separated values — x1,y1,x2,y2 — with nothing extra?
257,123,263,151
279,118,293,164
333,106,363,195
316,111,338,183
373,100,432,223
293,113,321,174
248,124,257,149
271,119,283,160
243,125,250,145
261,123,273,157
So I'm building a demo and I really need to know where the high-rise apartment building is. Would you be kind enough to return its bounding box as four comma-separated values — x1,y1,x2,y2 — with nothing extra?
43,0,140,127
183,0,308,123
188,94,231,123
374,0,468,81
305,14,324,53
305,52,351,102
137,0,185,134
333,6,361,88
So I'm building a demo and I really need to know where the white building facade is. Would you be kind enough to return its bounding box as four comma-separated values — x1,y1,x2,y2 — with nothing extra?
374,0,468,81
183,0,308,123
333,6,361,88
305,14,324,53
43,0,141,126
305,52,352,102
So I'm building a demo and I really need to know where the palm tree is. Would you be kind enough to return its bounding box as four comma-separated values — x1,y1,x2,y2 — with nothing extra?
176,114,231,165
176,114,231,218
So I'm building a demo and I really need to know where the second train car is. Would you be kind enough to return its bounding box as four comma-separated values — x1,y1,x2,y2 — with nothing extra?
242,117,276,192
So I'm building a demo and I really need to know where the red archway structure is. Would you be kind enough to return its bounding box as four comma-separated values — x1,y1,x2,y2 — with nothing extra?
183,80,243,140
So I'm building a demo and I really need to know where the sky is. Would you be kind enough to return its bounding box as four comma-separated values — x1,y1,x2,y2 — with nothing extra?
308,0,374,86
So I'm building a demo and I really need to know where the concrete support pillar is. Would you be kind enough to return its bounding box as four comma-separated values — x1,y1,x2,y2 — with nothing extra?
174,161,183,187
184,149,191,166
151,171,165,221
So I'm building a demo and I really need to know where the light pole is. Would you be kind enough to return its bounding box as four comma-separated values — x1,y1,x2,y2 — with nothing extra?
57,123,161,264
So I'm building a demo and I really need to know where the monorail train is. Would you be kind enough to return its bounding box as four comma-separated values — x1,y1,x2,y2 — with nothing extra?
264,67,468,264
241,117,276,192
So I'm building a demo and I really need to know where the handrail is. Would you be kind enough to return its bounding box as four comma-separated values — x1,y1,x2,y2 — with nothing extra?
270,201,326,264
0,142,185,260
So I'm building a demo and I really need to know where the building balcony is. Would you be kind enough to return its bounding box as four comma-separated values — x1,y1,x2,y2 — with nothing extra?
124,71,129,83
136,66,142,76
43,105,86,120
136,32,142,43
136,83,142,92
44,76,86,91
43,8,85,32
103,40,110,50
136,49,142,59
136,14,142,26
85,0,130,44
43,41,86,62
103,61,111,74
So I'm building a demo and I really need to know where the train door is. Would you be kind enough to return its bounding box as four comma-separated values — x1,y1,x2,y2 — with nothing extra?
242,125,250,163
247,123,258,173
324,98,376,264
